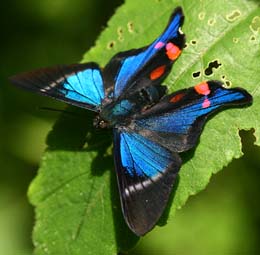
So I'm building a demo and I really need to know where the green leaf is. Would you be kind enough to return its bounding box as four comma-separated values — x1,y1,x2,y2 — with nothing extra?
29,0,260,254
29,110,138,255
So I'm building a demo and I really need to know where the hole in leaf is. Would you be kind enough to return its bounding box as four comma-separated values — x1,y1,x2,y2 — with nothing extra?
233,37,239,43
127,21,134,33
198,12,205,20
250,35,256,41
204,60,222,76
208,18,216,26
117,27,123,35
117,27,124,41
191,40,197,45
107,41,116,49
225,80,232,87
192,71,201,78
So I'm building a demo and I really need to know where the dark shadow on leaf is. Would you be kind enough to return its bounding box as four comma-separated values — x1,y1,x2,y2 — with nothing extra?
46,105,139,250
46,106,95,150
181,148,196,164
86,128,113,176
46,106,113,174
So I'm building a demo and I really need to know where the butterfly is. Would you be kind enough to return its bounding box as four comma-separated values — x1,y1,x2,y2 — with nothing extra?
9,7,252,236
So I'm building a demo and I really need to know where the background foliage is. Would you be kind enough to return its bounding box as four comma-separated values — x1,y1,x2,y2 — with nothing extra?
0,0,260,254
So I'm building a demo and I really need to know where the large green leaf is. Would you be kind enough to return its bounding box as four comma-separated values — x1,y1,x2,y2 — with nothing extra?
29,0,260,254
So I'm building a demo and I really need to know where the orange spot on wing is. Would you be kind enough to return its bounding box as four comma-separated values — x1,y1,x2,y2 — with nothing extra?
170,93,184,103
166,43,181,60
194,82,211,95
150,65,166,80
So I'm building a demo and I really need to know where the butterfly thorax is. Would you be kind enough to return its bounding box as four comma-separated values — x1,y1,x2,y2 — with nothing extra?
93,84,167,129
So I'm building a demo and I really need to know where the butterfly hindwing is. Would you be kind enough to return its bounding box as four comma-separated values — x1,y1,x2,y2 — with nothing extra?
113,129,181,236
9,63,105,111
134,81,252,152
103,7,185,99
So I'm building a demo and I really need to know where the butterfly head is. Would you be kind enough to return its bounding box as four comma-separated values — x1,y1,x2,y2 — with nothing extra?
93,115,110,129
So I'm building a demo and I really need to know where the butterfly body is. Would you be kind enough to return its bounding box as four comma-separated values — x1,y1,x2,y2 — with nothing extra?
95,84,167,128
9,7,252,236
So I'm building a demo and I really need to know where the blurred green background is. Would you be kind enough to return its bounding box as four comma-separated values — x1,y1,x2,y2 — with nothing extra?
0,1,260,254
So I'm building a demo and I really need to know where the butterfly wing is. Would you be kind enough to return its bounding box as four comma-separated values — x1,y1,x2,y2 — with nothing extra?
134,81,253,152
103,7,185,99
113,129,181,236
9,63,105,111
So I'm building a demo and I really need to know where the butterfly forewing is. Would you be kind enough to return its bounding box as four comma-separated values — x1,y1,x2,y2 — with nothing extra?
103,7,185,99
9,63,105,111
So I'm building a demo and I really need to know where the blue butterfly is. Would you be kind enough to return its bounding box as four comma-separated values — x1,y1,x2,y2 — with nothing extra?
9,7,252,236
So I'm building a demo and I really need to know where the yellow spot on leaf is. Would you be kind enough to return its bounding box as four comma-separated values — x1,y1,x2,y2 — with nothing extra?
250,16,260,33
208,18,216,26
127,21,134,33
198,12,205,20
233,37,239,43
226,10,241,22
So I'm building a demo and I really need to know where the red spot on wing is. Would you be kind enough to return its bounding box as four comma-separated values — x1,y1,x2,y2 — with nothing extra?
194,82,211,95
150,65,166,80
166,43,181,60
202,98,211,108
170,93,184,103
154,41,165,49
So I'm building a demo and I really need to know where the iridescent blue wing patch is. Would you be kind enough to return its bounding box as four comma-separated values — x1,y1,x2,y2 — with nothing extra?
9,63,105,111
103,7,185,99
113,129,181,236
134,81,252,152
